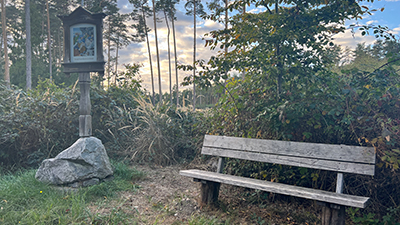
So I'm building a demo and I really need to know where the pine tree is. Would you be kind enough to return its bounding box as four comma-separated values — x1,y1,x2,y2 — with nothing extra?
25,0,31,90
130,0,155,104
152,0,162,103
185,0,205,110
46,0,52,81
1,0,10,88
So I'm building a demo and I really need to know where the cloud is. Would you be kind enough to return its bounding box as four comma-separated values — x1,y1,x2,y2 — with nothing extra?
391,26,400,35
332,28,376,49
366,20,379,25
111,0,222,93
115,0,395,93
204,20,224,30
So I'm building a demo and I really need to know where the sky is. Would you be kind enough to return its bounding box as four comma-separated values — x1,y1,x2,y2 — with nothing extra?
112,0,400,93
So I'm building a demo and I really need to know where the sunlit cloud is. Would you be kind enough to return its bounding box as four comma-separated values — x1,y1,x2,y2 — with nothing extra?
115,0,397,93
332,28,376,49
391,26,400,35
366,20,379,25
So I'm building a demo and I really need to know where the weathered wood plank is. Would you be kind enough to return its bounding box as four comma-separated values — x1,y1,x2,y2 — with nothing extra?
180,169,370,208
79,115,92,137
202,147,375,175
336,173,344,194
79,72,92,138
321,203,345,225
203,135,375,164
217,157,225,173
200,181,220,205
79,73,91,115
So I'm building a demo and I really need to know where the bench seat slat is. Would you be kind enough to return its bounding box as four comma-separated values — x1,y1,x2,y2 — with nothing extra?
202,147,375,175
180,169,370,208
203,135,375,164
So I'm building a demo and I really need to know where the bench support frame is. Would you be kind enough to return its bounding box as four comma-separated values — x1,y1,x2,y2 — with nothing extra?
321,202,345,225
181,135,375,225
200,180,220,205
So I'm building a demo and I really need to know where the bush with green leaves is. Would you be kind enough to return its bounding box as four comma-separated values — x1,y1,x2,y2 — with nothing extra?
0,80,80,169
0,78,144,170
202,55,400,219
185,0,400,218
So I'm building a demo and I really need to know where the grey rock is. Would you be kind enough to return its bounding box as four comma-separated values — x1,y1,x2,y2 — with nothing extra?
102,175,114,182
83,178,100,187
35,137,113,186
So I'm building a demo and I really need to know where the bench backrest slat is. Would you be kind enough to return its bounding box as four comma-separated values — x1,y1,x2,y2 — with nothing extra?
202,135,375,176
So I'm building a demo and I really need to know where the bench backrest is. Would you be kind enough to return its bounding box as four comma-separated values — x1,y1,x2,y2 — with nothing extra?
202,135,375,176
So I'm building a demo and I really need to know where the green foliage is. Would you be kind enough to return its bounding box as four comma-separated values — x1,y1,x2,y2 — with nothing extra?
0,70,207,169
0,78,139,170
205,40,400,216
348,207,400,225
0,79,80,169
186,0,400,218
116,63,143,90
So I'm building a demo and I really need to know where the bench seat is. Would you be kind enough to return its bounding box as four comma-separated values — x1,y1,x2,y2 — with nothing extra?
180,169,370,208
180,135,376,224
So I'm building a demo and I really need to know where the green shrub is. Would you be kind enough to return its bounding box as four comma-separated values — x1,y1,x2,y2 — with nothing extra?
207,61,400,218
0,79,80,169
0,79,143,170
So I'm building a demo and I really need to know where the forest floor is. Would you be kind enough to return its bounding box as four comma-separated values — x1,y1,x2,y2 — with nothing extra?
88,161,323,224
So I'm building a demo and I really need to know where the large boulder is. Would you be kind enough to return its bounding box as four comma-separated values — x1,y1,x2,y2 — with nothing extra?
35,137,113,186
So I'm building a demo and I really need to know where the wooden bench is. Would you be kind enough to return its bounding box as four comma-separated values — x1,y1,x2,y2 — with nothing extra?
180,135,376,225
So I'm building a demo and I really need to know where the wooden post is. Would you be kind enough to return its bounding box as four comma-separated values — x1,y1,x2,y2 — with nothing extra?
79,72,92,137
321,203,345,225
199,157,225,206
321,173,345,225
200,180,220,205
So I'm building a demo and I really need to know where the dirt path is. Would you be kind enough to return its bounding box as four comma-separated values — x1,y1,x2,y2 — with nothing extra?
89,164,320,224
123,164,202,224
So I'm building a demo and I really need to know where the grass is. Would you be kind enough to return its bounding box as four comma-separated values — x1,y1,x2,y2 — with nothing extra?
186,215,232,225
0,161,144,225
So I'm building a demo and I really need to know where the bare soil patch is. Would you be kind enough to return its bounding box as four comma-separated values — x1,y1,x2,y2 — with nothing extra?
89,163,321,224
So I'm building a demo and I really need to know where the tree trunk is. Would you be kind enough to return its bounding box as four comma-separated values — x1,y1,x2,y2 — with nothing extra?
224,0,228,82
192,2,196,110
141,9,155,105
1,0,10,88
275,1,282,98
107,17,112,87
163,10,172,104
241,3,245,80
58,27,62,68
172,18,179,106
152,0,162,103
115,41,119,85
114,36,120,86
144,19,155,104
26,0,32,90
46,0,52,81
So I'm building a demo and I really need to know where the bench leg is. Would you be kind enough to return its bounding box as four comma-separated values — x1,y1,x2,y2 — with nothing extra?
321,203,345,225
200,181,220,205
